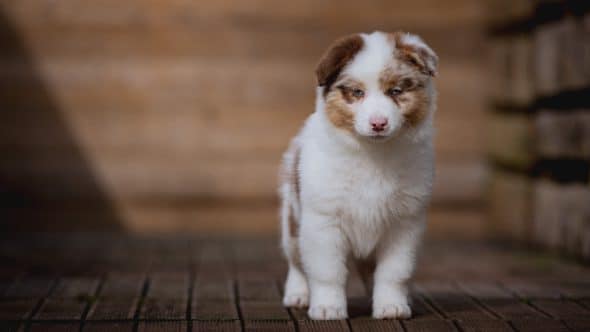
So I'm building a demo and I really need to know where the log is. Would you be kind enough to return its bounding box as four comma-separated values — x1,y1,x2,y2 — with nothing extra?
488,169,531,241
535,110,585,158
489,38,511,102
581,110,590,158
560,16,588,89
533,21,565,97
509,35,534,106
489,112,535,170
532,179,590,256
484,0,535,26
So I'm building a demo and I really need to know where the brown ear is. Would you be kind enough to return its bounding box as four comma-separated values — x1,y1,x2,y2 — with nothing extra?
315,34,364,88
393,32,438,77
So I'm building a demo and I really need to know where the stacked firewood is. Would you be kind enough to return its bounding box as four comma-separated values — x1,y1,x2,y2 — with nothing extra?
487,0,590,260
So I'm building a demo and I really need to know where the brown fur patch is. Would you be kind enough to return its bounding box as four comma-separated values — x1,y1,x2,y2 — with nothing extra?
324,88,356,133
316,34,364,96
292,147,301,201
379,67,430,128
279,141,303,268
379,68,420,92
379,67,400,88
390,32,437,77
288,206,299,238
291,240,303,269
288,147,301,238
400,88,430,127
337,79,366,104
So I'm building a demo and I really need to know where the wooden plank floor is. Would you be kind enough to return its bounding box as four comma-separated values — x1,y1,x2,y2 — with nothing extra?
0,234,589,331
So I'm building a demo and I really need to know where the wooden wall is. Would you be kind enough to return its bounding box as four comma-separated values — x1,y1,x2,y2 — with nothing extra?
487,0,590,260
0,0,488,233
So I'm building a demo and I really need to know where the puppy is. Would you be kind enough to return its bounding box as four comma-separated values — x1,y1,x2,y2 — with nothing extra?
279,31,437,320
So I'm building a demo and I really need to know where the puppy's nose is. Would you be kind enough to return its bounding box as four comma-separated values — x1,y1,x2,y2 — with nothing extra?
370,116,388,132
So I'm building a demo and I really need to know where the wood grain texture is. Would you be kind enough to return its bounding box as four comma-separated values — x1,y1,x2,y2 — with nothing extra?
297,320,351,332
239,301,291,321
402,320,457,332
532,179,590,254
137,321,188,332
0,321,23,332
50,277,99,299
83,322,135,332
1,234,590,331
349,319,403,332
244,320,296,332
192,299,239,320
192,321,241,332
456,319,513,332
33,298,87,320
488,169,531,241
0,298,40,320
510,318,571,332
4,278,55,298
0,0,488,232
99,273,145,299
460,282,544,320
139,298,187,320
29,322,80,332
86,297,139,320
414,282,496,321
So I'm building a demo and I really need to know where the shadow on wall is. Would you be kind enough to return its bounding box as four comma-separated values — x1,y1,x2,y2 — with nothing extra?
0,9,122,231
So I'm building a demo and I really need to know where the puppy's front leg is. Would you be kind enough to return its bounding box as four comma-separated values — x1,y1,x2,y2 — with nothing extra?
300,214,348,320
373,219,425,319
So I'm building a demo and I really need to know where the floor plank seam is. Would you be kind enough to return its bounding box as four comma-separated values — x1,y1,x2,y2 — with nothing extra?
232,279,245,332
398,320,409,332
29,277,59,321
3,236,590,331
571,298,590,311
451,319,465,332
186,269,194,332
454,281,505,320
504,320,519,332
80,274,106,331
277,278,301,332
496,282,554,319
414,291,448,320
133,276,150,332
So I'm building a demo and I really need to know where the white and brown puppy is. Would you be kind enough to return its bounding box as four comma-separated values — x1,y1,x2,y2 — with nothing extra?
279,31,438,320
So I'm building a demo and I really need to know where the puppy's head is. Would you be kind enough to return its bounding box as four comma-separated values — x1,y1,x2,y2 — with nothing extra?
316,31,438,142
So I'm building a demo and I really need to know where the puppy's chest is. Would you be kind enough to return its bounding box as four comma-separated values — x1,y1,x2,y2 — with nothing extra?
327,160,421,258
326,159,417,221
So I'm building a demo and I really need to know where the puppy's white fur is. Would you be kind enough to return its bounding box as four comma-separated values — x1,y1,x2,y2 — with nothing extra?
279,31,437,320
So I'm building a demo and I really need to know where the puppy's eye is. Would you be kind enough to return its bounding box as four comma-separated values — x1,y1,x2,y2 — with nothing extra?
386,87,403,96
351,88,364,98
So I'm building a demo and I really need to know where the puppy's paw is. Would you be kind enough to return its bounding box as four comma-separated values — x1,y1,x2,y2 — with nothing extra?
372,302,412,319
283,292,309,308
308,305,347,320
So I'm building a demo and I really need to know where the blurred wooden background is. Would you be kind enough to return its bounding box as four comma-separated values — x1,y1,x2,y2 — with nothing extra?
0,0,489,234
487,0,590,260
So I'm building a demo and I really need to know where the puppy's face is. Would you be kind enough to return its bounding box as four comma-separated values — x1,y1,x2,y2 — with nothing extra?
316,31,438,141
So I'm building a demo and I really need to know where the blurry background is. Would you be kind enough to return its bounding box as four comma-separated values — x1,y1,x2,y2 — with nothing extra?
0,1,587,259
